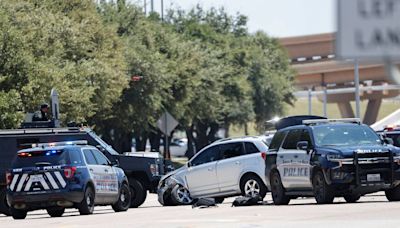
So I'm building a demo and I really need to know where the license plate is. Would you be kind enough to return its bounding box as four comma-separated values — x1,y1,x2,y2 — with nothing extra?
367,174,381,182
30,175,44,182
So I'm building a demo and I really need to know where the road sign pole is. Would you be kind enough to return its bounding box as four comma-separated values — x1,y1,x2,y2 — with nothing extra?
354,59,361,119
308,88,312,115
164,112,169,160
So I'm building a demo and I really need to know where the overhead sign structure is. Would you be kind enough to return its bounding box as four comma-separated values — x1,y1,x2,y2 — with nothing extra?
337,0,400,59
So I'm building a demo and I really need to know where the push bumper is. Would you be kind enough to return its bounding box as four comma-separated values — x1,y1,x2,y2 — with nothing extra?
326,151,400,193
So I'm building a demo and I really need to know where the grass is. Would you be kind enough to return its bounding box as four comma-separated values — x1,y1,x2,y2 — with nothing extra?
230,98,400,137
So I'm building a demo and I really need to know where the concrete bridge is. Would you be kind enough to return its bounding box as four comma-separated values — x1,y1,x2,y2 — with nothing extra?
279,33,400,125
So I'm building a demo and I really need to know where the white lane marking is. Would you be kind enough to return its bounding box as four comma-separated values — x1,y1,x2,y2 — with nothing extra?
54,171,67,188
16,174,28,192
9,174,19,191
45,172,59,189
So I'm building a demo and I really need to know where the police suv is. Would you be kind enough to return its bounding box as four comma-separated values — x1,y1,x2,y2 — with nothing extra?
265,118,400,205
6,141,131,219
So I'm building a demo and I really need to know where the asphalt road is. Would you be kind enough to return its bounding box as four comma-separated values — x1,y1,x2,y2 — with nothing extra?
2,192,400,228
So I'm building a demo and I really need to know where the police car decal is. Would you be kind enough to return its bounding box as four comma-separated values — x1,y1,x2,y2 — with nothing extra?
9,171,67,192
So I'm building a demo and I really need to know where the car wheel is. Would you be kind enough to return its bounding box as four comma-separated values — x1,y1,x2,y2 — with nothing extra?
240,175,267,199
112,182,131,212
10,208,27,220
343,194,361,203
0,188,11,216
171,185,193,205
129,178,147,208
313,170,334,204
385,184,400,201
46,207,65,217
78,186,95,215
270,171,290,205
214,197,224,204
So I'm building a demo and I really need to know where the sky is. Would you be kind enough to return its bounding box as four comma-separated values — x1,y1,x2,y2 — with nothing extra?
142,0,336,38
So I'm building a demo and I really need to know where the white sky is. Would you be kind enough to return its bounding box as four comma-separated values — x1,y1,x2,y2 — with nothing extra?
140,0,337,38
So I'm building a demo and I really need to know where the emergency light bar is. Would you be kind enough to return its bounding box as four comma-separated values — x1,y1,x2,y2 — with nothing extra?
302,118,361,125
32,140,88,148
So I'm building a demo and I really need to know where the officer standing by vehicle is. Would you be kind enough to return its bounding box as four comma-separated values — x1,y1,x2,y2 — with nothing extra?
32,103,50,121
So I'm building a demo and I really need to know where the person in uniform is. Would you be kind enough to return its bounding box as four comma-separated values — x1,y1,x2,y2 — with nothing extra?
32,103,50,121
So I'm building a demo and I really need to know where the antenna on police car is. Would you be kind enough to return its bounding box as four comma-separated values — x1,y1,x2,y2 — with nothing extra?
51,88,61,128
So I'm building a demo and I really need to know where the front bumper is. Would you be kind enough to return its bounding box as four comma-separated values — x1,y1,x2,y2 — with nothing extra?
326,152,400,192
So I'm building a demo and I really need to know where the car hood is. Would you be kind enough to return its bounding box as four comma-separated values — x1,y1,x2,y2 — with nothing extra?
159,165,186,183
320,144,400,157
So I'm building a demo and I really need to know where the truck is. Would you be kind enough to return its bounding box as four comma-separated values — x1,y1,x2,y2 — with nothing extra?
0,126,170,216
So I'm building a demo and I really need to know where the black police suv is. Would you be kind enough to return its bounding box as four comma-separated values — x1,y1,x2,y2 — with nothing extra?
265,118,400,205
6,141,131,219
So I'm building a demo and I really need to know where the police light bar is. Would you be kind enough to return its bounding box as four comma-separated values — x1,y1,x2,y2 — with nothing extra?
302,118,361,125
32,140,88,148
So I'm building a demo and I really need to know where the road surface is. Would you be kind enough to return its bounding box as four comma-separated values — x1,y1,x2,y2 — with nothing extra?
1,192,400,227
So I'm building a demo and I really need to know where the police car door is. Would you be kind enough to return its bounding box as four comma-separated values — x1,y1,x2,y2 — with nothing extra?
277,129,305,188
91,149,119,198
295,129,313,188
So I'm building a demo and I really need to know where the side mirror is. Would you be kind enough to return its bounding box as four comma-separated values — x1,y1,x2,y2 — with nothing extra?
110,159,119,167
297,141,309,151
384,137,394,145
187,162,192,167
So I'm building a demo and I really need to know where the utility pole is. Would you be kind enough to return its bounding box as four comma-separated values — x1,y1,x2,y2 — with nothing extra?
354,59,361,119
150,0,154,13
161,0,164,21
144,0,147,15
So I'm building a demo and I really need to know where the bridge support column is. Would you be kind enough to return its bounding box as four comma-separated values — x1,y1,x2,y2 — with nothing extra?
337,102,355,118
363,99,382,125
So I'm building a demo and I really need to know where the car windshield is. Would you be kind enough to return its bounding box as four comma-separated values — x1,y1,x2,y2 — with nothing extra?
312,124,381,147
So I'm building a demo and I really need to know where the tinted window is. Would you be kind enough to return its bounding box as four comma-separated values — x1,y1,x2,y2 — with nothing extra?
83,149,97,165
269,131,286,151
191,146,220,166
300,130,312,148
92,149,110,165
12,149,70,168
282,129,302,149
220,143,245,159
69,149,84,165
245,142,260,154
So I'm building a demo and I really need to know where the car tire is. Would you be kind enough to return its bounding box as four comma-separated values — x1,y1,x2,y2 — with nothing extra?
171,185,193,205
385,184,400,201
240,174,267,199
0,188,11,216
10,208,27,220
78,186,95,215
129,178,147,208
46,207,65,217
313,170,334,204
214,197,224,204
343,194,361,203
270,171,290,205
112,182,131,212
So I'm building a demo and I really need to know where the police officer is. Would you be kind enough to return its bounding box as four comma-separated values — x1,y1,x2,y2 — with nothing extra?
32,103,50,121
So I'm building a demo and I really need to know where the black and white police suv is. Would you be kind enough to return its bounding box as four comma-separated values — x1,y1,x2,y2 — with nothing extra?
6,141,131,219
265,118,400,205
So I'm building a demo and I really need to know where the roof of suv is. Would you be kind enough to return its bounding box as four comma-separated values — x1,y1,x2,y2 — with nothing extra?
212,136,270,145
18,145,91,153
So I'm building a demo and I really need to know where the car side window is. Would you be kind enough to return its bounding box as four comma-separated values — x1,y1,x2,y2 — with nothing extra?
244,142,260,154
91,149,110,166
269,131,286,152
282,129,302,150
300,129,312,148
220,142,245,159
83,149,97,165
190,146,220,166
